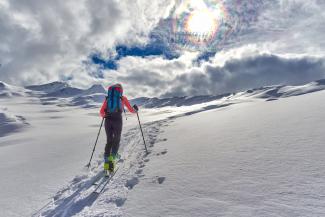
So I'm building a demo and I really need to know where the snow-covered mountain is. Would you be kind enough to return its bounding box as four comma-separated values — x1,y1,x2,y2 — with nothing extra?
25,82,107,108
1,78,321,110
131,79,325,108
26,81,106,97
26,81,69,94
1,79,325,217
0,81,29,98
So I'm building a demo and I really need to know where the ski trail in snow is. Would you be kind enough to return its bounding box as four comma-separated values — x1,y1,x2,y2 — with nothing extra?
34,117,172,217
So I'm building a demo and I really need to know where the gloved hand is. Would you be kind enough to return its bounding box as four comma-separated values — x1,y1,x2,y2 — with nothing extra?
133,104,139,112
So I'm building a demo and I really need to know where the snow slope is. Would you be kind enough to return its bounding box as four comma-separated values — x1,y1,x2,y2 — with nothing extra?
123,90,325,217
0,108,29,138
1,80,325,217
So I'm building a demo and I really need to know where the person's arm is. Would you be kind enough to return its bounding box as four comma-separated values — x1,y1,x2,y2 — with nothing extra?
121,96,136,113
100,99,107,117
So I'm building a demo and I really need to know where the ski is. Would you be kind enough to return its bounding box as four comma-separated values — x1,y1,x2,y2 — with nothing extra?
92,174,108,186
91,171,106,186
93,167,119,194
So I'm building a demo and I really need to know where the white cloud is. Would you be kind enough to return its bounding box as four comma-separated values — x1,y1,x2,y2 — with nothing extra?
236,0,325,55
101,52,196,97
0,0,174,85
1,0,325,98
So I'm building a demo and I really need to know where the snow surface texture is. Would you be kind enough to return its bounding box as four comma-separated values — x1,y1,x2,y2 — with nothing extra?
0,80,325,217
0,108,29,138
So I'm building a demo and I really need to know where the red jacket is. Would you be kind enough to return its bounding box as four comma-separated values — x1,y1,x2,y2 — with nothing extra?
100,96,136,117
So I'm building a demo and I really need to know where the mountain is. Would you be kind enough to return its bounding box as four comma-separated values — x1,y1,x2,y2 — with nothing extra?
130,93,231,108
0,81,27,98
26,82,105,97
131,79,325,108
25,81,68,93
81,84,106,95
2,79,325,110
24,82,106,107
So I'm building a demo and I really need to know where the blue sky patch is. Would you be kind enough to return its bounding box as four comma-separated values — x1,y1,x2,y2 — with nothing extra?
91,55,118,70
91,33,180,70
194,52,216,64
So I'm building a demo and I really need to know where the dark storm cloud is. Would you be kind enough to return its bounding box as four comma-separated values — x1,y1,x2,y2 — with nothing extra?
163,55,325,97
118,69,169,96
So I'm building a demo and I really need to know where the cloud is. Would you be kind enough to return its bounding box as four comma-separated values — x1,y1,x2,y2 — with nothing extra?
162,54,325,97
108,53,194,97
235,0,325,55
0,0,174,86
96,46,325,98
1,0,325,98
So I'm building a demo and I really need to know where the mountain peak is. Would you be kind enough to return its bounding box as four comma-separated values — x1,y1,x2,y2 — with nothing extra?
88,84,105,92
25,81,69,93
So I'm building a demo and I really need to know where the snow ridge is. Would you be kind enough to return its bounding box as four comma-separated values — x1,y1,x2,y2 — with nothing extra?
131,79,325,108
0,108,29,138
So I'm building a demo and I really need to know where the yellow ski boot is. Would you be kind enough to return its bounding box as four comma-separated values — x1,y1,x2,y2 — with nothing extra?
108,155,116,174
104,157,110,176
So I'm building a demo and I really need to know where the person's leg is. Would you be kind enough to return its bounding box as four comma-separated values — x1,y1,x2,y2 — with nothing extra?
111,117,123,157
104,118,113,158
104,118,113,172
106,116,122,173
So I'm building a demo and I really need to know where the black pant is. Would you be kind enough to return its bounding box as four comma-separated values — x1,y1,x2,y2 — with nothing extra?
104,114,122,158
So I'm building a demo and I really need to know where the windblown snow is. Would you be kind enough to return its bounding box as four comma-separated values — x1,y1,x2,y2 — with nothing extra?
0,80,325,217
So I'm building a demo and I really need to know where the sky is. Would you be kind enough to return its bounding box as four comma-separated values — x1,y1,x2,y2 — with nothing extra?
0,0,325,98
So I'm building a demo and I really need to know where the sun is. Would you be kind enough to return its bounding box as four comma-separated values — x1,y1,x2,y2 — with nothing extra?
171,0,230,50
185,9,218,35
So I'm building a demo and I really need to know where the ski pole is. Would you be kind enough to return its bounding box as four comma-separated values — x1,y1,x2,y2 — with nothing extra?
86,117,104,168
136,111,149,154
123,107,127,120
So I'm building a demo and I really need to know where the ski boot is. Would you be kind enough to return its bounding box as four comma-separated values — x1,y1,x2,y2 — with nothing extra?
107,154,116,174
104,157,110,177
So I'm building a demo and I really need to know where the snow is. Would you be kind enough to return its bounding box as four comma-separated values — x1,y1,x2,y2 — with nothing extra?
25,82,69,94
0,108,29,138
123,90,325,217
0,81,28,98
1,80,325,217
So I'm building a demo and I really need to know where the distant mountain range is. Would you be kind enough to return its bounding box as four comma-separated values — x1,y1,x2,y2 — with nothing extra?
131,79,325,108
1,79,325,109
26,81,106,97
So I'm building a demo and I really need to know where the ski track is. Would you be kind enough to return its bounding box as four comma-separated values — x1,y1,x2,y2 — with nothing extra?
34,117,172,217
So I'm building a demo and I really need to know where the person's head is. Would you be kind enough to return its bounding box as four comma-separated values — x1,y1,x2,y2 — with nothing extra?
109,83,123,94
115,83,122,90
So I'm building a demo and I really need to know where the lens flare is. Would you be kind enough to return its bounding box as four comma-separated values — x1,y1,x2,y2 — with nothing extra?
186,9,218,35
164,0,261,52
170,0,231,51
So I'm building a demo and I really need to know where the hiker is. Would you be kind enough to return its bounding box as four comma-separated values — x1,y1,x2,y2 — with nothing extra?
100,83,138,174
